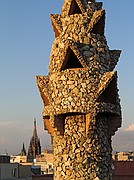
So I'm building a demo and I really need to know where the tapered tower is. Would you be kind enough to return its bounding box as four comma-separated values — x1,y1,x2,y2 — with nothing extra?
36,0,122,179
28,119,41,158
20,143,26,156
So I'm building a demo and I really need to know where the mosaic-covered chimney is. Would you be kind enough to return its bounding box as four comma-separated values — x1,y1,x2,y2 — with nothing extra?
36,0,121,179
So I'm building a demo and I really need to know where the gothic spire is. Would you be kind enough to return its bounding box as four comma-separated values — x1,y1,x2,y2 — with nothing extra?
28,118,41,158
33,118,38,138
20,142,26,156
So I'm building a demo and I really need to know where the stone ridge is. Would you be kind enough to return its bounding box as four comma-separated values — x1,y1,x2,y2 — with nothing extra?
36,0,122,179
61,0,103,17
37,71,118,116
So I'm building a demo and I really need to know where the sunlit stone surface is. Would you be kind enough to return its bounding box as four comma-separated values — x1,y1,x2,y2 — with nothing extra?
36,0,122,179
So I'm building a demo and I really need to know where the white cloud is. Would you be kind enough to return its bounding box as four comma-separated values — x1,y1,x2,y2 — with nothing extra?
125,124,134,131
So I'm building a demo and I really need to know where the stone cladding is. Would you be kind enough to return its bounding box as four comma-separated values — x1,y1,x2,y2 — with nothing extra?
36,0,122,179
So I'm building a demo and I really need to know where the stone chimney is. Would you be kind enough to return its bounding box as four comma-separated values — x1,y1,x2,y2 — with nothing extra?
36,0,122,179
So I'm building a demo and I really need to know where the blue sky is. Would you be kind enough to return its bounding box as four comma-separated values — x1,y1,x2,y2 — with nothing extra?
0,0,134,155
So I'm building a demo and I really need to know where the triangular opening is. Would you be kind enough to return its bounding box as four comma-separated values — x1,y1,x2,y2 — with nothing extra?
91,14,105,36
69,0,82,15
61,47,83,70
51,21,60,37
97,77,117,104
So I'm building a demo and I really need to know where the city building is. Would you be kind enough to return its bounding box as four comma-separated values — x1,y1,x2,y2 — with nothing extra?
11,148,54,175
10,154,33,164
35,149,54,174
0,155,32,180
113,151,134,161
0,155,18,179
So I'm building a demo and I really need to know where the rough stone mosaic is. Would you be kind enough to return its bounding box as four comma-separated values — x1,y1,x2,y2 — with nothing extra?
36,0,122,179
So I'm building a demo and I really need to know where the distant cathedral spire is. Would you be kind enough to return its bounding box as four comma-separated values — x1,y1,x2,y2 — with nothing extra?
28,118,41,158
20,142,26,156
33,118,38,138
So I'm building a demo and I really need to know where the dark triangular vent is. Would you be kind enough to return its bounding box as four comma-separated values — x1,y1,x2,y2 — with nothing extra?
69,0,82,15
91,14,105,35
61,47,83,70
97,77,117,104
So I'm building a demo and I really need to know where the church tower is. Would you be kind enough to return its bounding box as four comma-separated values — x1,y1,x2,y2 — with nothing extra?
28,119,41,158
20,142,26,156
